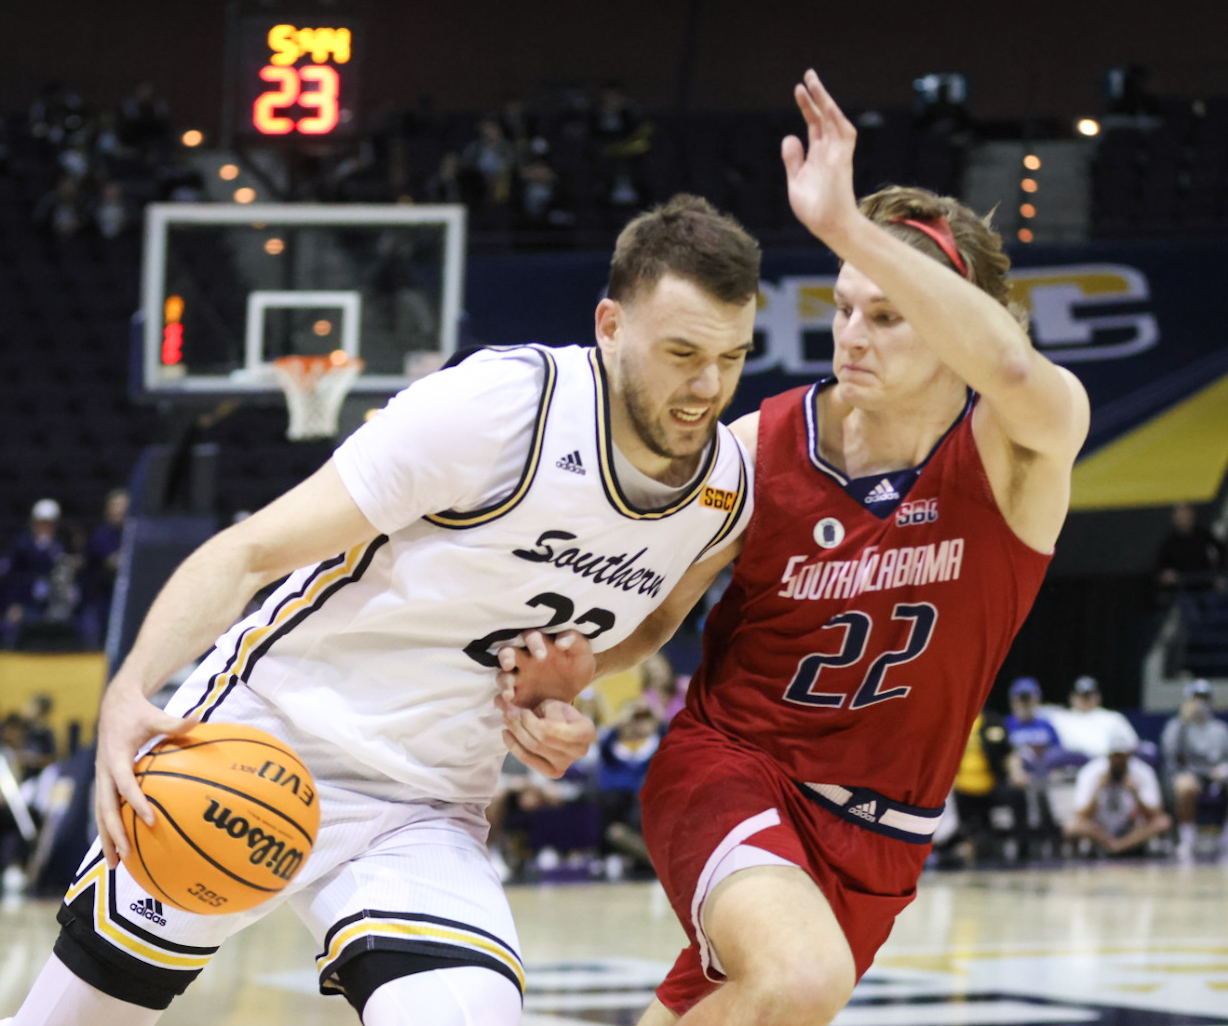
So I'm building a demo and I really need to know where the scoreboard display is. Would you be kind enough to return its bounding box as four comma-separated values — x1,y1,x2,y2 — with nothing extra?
235,15,364,139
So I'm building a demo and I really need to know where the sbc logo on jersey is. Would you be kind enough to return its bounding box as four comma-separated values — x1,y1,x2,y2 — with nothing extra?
701,486,738,512
895,498,938,527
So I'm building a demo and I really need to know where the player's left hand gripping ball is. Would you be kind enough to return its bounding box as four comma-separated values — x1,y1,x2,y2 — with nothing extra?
120,722,320,914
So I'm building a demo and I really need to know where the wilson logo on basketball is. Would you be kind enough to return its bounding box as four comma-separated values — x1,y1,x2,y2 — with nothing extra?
202,799,308,881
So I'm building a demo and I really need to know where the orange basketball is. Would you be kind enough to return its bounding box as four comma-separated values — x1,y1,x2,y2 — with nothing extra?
121,722,320,914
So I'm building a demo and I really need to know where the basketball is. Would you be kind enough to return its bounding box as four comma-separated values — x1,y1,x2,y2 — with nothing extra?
120,722,320,915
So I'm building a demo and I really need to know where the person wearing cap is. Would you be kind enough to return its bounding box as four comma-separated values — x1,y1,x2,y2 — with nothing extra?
1064,723,1171,856
1160,679,1228,862
1,498,73,649
1051,675,1140,762
1002,677,1065,860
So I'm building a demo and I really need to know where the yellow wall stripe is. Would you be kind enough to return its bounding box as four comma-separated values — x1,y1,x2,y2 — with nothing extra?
1071,372,1228,510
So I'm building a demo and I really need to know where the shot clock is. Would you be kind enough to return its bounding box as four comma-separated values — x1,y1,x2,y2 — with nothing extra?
235,14,364,139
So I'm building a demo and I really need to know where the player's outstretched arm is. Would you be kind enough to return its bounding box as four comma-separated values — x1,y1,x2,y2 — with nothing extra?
96,459,380,868
782,70,1088,468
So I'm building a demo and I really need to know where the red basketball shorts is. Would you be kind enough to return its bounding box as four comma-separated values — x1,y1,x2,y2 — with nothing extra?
640,715,929,1016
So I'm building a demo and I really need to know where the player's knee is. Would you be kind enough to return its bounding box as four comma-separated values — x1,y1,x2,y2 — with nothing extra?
359,965,521,1026
740,950,855,1026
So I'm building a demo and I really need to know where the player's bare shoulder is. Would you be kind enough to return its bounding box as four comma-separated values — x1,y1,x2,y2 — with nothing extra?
729,411,761,468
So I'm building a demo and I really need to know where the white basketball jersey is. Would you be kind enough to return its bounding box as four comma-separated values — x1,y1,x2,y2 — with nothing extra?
182,345,751,805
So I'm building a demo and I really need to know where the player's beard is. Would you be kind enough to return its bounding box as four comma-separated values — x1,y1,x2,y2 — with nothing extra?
620,374,727,461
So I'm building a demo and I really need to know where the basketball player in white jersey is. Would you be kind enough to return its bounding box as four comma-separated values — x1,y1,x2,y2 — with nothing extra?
3,195,761,1026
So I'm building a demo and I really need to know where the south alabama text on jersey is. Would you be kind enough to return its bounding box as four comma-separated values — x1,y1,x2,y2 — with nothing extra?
183,345,751,805
687,381,1050,809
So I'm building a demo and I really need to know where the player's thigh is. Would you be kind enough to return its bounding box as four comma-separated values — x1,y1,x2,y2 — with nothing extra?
702,864,855,1012
359,964,521,1026
292,804,524,1015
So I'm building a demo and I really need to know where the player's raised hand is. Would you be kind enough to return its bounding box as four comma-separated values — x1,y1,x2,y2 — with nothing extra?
497,696,596,778
94,682,198,869
496,629,596,708
781,69,860,243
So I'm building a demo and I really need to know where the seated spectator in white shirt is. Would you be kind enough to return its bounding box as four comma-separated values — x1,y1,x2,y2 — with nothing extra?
1049,675,1140,763
1065,724,1171,857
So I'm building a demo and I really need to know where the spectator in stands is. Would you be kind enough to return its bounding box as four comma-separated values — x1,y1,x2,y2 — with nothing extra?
91,180,135,240
640,651,686,726
92,109,134,170
423,150,466,205
498,93,544,164
20,694,58,779
596,699,662,878
591,81,652,209
1054,675,1140,762
117,81,171,156
1154,503,1226,619
459,117,518,206
485,752,582,883
1161,678,1228,863
33,177,87,238
28,80,87,147
1004,676,1065,859
78,488,128,648
0,712,33,895
513,144,575,232
1065,722,1171,857
1,499,75,649
948,710,1018,864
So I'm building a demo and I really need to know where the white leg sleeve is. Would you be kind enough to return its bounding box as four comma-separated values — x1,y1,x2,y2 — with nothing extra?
12,955,164,1026
361,966,522,1026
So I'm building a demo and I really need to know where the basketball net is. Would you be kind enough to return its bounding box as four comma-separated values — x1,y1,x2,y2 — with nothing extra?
272,353,365,441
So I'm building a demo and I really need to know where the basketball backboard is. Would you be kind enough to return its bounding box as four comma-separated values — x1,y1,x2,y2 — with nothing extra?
138,203,466,402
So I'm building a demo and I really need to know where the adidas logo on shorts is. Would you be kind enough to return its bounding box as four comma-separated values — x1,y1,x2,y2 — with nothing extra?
848,800,879,823
556,450,585,475
129,897,167,927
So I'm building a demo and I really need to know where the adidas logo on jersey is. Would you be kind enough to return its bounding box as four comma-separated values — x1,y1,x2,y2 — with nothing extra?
556,450,585,475
848,800,879,823
864,478,900,504
129,897,167,926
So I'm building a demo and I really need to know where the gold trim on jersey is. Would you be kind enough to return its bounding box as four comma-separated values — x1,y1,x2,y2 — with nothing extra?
64,861,214,971
425,346,558,529
589,348,724,520
187,537,386,721
317,913,525,993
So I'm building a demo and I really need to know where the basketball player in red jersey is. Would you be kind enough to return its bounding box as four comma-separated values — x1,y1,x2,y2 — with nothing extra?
499,69,1090,1025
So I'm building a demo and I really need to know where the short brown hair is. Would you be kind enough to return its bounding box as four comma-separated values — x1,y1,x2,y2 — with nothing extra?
607,194,761,307
859,185,1028,330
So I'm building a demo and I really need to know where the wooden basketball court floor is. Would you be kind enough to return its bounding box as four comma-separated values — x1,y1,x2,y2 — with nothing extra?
2,863,1227,1025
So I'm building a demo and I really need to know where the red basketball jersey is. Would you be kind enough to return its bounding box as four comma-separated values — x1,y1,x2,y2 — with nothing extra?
685,382,1052,808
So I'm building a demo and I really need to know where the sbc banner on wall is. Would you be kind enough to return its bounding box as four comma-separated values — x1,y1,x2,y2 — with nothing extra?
463,241,1228,455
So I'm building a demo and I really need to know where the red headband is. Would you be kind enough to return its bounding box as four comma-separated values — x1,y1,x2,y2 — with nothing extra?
893,217,969,278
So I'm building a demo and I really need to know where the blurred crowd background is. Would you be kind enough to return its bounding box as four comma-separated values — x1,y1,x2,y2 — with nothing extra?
2,0,1227,896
